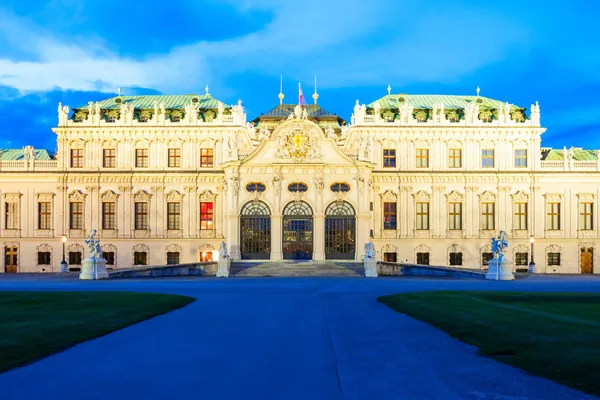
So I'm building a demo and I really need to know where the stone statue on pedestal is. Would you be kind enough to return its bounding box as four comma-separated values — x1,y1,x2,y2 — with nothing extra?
486,230,514,281
80,229,109,280
364,242,378,277
217,241,231,278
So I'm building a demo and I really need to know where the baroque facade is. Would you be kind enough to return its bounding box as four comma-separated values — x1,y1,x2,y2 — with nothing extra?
1,89,599,274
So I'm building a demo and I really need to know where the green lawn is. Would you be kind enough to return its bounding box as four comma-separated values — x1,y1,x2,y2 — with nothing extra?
0,291,194,372
378,291,600,397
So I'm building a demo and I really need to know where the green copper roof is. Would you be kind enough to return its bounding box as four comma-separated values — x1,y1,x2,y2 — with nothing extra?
75,94,229,110
257,104,340,118
369,94,522,110
0,149,52,160
543,149,598,161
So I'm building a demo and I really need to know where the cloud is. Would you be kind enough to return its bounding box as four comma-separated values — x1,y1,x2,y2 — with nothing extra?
0,1,535,95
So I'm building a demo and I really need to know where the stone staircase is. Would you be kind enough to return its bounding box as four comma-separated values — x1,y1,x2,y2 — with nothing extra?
230,260,364,277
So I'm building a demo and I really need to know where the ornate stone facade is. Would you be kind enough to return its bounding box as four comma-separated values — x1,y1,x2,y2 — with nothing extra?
1,92,599,274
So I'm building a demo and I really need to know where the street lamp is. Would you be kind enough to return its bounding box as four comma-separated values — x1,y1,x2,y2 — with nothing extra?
528,235,536,274
60,234,68,273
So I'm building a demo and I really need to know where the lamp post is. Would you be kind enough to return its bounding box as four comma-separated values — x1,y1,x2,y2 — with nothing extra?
528,235,536,274
60,234,68,273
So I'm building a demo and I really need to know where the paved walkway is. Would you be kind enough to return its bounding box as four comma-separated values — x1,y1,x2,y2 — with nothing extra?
1,274,599,400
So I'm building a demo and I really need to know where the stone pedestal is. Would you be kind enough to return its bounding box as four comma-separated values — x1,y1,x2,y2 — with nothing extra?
364,259,378,278
59,260,68,273
217,259,231,277
486,258,514,281
528,261,537,274
79,257,109,280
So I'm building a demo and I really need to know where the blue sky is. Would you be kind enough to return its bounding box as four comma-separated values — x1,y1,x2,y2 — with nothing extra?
0,0,599,151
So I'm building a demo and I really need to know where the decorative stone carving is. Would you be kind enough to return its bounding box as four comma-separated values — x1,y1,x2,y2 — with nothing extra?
69,190,87,202
184,102,199,124
445,190,464,202
380,190,398,202
133,190,152,202
166,190,184,202
412,190,431,202
530,101,541,126
36,192,55,202
276,123,321,162
101,190,118,202
58,102,70,126
478,190,496,202
230,177,240,195
199,190,217,201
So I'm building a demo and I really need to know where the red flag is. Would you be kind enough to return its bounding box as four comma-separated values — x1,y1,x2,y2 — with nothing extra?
298,82,305,105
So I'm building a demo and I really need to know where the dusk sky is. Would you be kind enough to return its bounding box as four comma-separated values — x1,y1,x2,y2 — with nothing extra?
0,0,598,152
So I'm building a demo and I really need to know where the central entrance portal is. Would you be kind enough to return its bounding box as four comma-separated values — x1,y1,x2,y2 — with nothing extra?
325,201,356,260
283,201,313,260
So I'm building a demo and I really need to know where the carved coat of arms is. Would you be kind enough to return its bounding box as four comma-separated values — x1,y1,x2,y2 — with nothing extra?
276,124,320,161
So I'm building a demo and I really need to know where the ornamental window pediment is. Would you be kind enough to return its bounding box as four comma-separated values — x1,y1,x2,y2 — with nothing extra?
101,190,119,202
68,190,87,202
576,193,595,202
543,193,562,203
165,190,184,202
133,190,152,202
199,190,217,202
3,192,22,202
511,190,529,203
478,190,496,202
445,190,463,202
36,192,55,202
380,190,397,202
412,190,431,202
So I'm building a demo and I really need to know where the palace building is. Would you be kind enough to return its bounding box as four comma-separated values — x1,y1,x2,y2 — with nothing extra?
0,87,598,274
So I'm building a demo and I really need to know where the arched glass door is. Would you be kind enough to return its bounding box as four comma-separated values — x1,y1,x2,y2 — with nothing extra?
282,201,313,260
325,201,356,260
240,201,271,260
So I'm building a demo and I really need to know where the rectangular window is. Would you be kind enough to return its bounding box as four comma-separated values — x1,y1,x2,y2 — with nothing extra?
200,148,214,168
514,149,527,167
448,202,462,230
481,202,495,230
449,252,463,266
515,252,529,266
416,148,429,168
548,252,561,266
5,202,18,229
38,202,52,230
167,252,180,265
546,202,561,230
103,149,116,168
200,202,214,230
69,251,82,265
168,148,181,168
383,149,396,167
448,148,462,168
481,149,494,168
104,251,115,266
383,252,397,262
514,203,528,230
102,202,116,230
69,202,83,230
416,202,429,230
383,202,397,230
70,149,83,168
134,251,148,265
167,202,181,230
135,148,149,168
135,202,148,230
579,202,594,230
482,252,494,266
416,252,430,265
37,251,51,265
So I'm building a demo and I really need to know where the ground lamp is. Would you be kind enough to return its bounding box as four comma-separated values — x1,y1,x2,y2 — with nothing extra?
60,234,68,273
528,235,536,274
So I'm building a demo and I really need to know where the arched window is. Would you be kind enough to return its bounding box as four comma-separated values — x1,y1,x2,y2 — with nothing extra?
246,182,266,193
241,201,271,216
288,182,308,193
325,201,355,216
283,201,313,216
330,182,350,193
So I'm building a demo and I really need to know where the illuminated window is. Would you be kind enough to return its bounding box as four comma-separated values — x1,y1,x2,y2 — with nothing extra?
200,148,214,167
200,202,214,230
70,149,84,168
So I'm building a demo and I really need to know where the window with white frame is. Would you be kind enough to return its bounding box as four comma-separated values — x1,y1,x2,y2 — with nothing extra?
514,202,528,230
481,202,495,230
